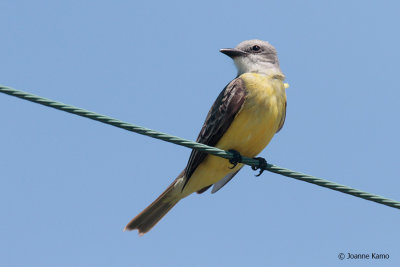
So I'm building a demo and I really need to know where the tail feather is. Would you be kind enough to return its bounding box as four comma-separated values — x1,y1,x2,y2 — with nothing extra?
124,180,182,235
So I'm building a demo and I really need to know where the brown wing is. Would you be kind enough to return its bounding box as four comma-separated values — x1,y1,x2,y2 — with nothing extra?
182,78,247,190
276,100,287,133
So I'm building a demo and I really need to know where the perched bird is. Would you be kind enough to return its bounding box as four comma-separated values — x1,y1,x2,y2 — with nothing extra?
124,39,287,235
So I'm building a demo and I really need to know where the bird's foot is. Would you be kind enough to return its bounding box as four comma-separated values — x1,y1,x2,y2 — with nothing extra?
251,157,268,177
228,149,242,169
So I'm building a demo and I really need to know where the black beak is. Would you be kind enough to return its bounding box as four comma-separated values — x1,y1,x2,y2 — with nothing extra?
219,48,247,58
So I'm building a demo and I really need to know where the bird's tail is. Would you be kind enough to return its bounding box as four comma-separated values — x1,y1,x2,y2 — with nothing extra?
124,176,183,235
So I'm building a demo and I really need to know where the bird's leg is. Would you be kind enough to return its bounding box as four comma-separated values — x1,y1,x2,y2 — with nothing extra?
228,149,242,169
251,157,268,176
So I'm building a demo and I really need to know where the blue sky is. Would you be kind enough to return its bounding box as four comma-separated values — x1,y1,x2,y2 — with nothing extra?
1,0,399,266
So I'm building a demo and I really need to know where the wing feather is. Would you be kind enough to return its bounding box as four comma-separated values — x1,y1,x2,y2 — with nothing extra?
183,78,247,190
276,100,287,133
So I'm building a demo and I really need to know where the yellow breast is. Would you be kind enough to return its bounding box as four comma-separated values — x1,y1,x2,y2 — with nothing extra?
183,73,287,195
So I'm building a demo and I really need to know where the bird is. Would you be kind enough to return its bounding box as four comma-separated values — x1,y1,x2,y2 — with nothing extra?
124,39,287,235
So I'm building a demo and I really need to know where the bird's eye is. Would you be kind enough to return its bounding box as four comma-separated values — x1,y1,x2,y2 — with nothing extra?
251,45,261,52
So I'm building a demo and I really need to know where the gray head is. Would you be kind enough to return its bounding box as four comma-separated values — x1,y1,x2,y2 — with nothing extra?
220,39,281,75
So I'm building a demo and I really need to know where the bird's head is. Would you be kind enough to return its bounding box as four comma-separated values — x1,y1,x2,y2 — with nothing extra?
220,39,281,75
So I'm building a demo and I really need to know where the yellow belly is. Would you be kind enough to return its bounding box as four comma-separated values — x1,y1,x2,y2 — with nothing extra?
183,73,286,195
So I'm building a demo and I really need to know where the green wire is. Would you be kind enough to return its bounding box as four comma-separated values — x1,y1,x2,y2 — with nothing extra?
1,85,399,210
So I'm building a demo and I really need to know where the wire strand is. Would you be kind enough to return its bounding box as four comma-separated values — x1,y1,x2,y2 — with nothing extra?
1,85,399,210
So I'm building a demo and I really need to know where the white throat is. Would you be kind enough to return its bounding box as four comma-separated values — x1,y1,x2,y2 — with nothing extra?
233,55,281,76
